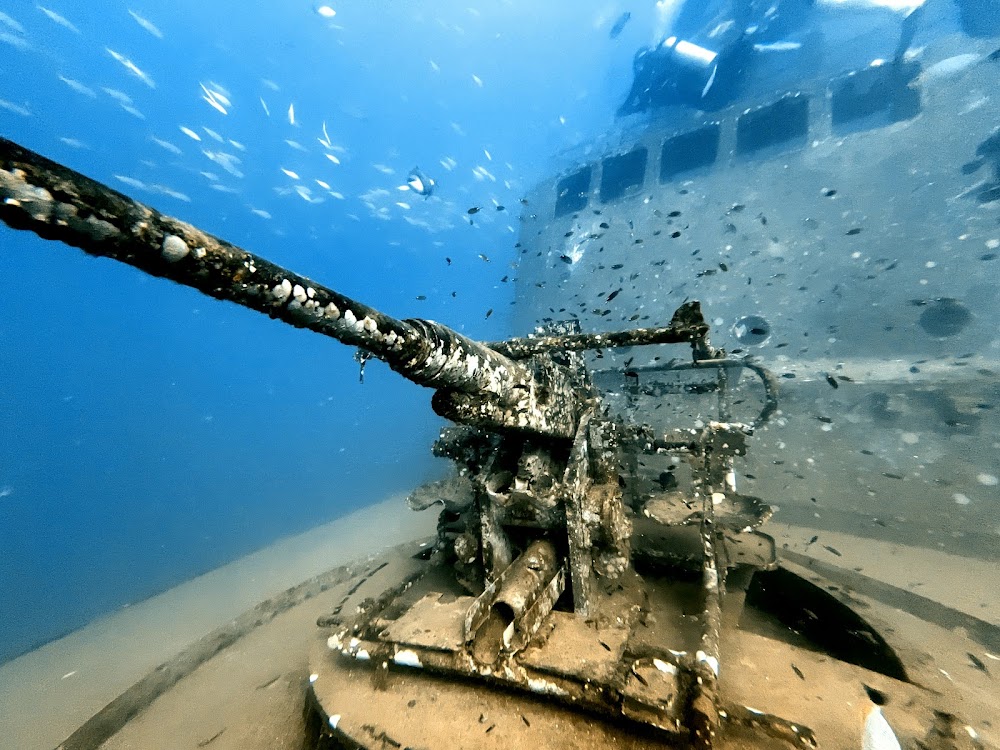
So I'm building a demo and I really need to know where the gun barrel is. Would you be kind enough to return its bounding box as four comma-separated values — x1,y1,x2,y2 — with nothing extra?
0,137,547,414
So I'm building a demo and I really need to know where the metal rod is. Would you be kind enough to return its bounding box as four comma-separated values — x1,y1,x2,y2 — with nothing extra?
651,358,779,427
563,409,597,615
487,300,711,358
610,357,779,428
716,364,732,423
741,360,780,428
688,488,723,749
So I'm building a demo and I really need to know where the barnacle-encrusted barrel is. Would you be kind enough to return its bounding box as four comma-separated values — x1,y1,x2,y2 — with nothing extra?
0,136,589,437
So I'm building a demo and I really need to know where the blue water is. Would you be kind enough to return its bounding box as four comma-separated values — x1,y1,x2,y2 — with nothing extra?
0,1,644,663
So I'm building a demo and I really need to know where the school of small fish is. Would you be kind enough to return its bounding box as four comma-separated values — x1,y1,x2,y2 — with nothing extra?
0,1,517,258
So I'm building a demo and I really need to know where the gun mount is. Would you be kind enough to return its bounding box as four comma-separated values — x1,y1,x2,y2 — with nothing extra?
2,138,989,750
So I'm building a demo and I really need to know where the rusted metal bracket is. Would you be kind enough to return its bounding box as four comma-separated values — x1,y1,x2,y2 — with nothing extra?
688,489,724,749
465,540,564,664
561,410,633,615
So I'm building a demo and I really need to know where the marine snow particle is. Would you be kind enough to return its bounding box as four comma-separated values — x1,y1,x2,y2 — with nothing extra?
977,473,998,486
160,234,190,262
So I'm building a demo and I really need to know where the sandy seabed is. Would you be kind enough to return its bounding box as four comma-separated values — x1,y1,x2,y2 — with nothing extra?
1,493,997,750
0,494,437,750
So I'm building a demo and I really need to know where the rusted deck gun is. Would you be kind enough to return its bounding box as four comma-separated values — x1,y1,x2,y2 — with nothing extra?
0,137,711,439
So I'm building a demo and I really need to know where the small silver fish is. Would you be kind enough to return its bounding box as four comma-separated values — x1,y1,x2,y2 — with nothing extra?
58,76,97,98
128,9,163,39
106,48,155,88
0,11,26,34
753,41,802,52
38,5,79,34
0,99,31,116
406,166,435,197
